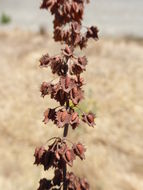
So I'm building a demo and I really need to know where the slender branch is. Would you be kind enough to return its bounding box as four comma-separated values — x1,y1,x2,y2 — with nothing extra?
62,99,70,190
63,159,67,190
63,124,69,138
63,124,68,190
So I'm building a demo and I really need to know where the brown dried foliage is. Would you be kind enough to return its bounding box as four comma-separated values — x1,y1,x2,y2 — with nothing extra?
34,0,98,189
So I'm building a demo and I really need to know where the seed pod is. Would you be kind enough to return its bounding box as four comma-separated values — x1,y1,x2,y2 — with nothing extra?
34,146,46,165
62,45,73,57
82,112,95,127
60,76,76,93
43,108,56,124
40,82,53,97
39,53,51,67
64,149,75,167
73,143,86,160
70,112,80,129
86,26,99,39
70,86,84,105
56,110,70,127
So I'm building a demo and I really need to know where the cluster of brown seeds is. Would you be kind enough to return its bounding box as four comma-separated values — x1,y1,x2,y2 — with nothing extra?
40,75,84,106
40,0,99,49
34,0,98,189
40,46,88,76
35,138,88,189
43,107,95,129
38,172,89,190
34,138,86,169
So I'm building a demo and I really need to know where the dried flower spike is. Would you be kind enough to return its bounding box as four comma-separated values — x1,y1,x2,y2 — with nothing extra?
34,0,98,189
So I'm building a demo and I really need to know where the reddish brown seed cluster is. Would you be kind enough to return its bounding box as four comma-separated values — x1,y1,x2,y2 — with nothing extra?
40,75,84,106
35,138,87,189
66,172,90,190
34,138,86,169
38,172,89,190
43,106,95,129
40,46,87,76
40,0,98,49
34,0,98,189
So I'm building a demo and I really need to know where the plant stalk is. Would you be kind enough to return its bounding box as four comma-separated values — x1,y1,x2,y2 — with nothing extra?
63,124,69,190
63,100,69,190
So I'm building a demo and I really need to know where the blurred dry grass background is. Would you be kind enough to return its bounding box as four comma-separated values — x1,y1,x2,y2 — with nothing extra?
0,29,143,190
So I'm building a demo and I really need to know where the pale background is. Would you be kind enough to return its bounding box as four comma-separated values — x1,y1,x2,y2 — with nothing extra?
0,0,143,36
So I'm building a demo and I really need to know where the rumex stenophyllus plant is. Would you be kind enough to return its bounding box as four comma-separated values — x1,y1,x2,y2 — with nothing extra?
34,0,99,190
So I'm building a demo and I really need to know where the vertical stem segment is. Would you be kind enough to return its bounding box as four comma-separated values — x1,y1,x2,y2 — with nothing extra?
63,158,67,190
63,100,69,138
63,124,69,137
63,124,68,190
63,100,69,190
